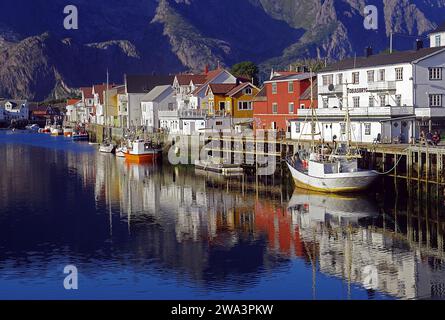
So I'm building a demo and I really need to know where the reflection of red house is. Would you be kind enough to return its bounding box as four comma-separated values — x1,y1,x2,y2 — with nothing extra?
253,71,316,135
254,201,304,258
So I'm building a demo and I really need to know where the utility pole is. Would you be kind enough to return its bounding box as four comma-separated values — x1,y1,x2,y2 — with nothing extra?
390,32,393,54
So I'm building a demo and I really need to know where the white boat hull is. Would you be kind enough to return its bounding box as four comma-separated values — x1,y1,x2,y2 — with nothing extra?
286,162,378,193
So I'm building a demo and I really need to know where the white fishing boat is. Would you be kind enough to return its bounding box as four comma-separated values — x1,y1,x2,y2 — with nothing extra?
99,141,116,153
124,139,161,163
50,126,63,136
286,73,378,193
25,124,40,132
115,145,127,158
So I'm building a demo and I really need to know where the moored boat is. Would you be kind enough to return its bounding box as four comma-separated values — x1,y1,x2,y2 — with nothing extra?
63,127,74,137
124,140,161,163
72,132,89,141
25,124,40,132
115,145,127,158
99,141,116,153
286,72,379,193
50,126,63,136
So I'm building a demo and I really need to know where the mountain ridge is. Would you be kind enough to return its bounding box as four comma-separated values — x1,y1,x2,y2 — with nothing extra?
0,0,444,101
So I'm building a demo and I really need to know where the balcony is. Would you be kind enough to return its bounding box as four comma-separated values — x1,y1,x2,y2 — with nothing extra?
297,106,414,118
368,81,397,92
415,107,445,118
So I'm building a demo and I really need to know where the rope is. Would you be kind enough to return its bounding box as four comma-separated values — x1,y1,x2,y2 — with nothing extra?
376,151,407,175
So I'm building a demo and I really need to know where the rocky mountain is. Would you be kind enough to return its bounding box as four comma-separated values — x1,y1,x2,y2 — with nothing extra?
0,0,444,101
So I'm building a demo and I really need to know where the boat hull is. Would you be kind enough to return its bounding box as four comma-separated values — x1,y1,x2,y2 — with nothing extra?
124,151,161,163
286,162,378,193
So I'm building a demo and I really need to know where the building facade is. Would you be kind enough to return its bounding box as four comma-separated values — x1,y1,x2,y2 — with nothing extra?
141,85,176,132
253,72,315,135
291,43,445,144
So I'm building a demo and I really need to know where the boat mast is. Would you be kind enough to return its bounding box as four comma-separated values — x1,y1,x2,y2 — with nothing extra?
105,69,109,130
345,81,352,155
310,69,315,153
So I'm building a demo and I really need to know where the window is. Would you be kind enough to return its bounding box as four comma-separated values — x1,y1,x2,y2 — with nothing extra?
435,35,441,47
288,82,294,93
369,96,374,107
365,123,371,135
429,67,442,80
353,97,360,108
300,104,305,109
238,101,252,110
430,94,442,107
289,102,295,114
395,67,403,81
216,121,223,126
367,70,375,83
379,95,386,107
338,97,343,109
295,122,301,133
378,69,385,81
272,82,277,94
244,87,252,95
322,74,333,86
340,123,346,134
272,103,278,114
336,73,343,85
219,101,225,111
395,94,402,107
322,97,328,108
352,72,360,84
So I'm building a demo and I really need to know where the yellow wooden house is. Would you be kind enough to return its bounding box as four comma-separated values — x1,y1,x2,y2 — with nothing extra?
206,82,260,119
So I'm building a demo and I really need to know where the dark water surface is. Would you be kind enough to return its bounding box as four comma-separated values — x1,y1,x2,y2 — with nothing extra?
0,131,444,300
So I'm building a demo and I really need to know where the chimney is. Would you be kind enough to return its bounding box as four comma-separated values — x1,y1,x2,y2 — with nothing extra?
416,39,423,51
365,46,373,57
204,64,209,75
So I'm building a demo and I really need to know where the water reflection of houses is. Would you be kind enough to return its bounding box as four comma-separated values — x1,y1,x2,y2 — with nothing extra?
288,191,445,299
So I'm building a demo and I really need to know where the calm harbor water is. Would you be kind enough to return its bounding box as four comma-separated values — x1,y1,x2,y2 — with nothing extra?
0,130,444,300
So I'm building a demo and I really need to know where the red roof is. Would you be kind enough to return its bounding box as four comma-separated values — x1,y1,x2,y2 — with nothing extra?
205,68,224,82
67,99,81,106
176,74,208,86
207,83,237,95
81,87,93,99
93,84,116,104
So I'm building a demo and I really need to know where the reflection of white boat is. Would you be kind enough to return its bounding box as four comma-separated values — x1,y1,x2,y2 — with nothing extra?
116,146,127,158
50,126,63,136
99,141,115,153
287,190,378,226
25,124,39,132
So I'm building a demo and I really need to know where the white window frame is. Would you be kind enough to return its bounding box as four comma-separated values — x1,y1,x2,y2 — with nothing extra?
272,103,278,114
429,94,442,107
289,102,294,114
352,72,360,84
435,34,441,47
364,123,371,136
336,73,343,85
395,67,403,81
272,83,277,94
369,96,374,108
395,94,402,107
353,96,360,108
429,67,442,80
295,122,301,133
367,70,375,83
288,82,294,93
379,69,385,82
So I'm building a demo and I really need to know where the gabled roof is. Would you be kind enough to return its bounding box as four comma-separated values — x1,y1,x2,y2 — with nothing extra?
81,87,93,99
431,22,445,34
192,69,234,95
93,84,116,104
207,83,237,95
67,99,81,106
176,74,207,86
265,72,314,83
141,85,173,101
226,82,259,97
321,46,445,72
126,75,174,94
0,100,27,109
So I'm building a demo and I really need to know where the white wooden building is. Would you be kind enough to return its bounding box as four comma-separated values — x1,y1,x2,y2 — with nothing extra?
141,85,176,132
291,38,445,144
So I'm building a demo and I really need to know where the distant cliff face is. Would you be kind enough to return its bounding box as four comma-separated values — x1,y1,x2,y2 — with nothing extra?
0,0,444,101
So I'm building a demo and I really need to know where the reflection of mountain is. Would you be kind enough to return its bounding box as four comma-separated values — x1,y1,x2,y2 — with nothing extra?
287,191,445,300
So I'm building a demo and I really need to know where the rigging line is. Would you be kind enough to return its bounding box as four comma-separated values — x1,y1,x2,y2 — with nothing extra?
376,150,408,175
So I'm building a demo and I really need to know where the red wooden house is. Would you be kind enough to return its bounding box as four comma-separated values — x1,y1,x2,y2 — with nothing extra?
253,71,316,136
